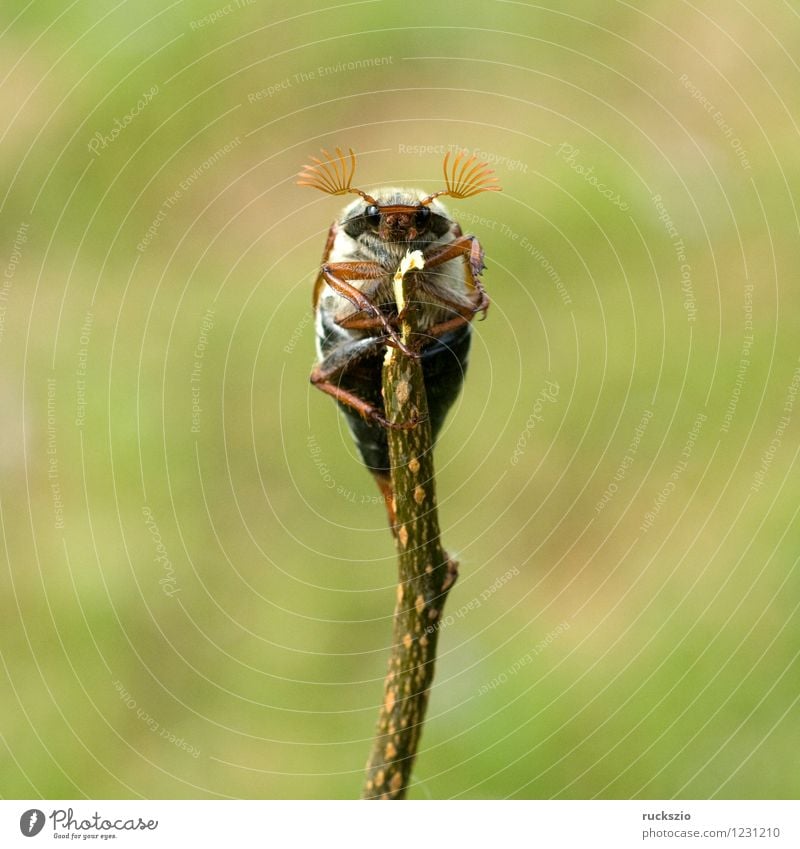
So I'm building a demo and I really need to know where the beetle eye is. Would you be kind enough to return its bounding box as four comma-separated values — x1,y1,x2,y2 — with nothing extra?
415,206,431,227
364,204,380,226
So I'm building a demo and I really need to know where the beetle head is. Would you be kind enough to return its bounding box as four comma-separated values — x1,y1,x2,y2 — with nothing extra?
298,148,500,250
338,191,450,246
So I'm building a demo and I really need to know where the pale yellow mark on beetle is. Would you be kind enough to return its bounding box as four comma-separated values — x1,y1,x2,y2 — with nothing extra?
408,457,420,474
413,485,426,504
415,594,425,615
384,250,425,362
392,250,425,313
398,525,409,548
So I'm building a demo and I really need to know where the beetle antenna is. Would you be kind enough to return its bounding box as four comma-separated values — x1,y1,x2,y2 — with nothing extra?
297,147,378,204
422,149,501,204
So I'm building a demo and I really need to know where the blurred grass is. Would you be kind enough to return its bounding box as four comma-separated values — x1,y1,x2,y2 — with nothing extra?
1,0,798,799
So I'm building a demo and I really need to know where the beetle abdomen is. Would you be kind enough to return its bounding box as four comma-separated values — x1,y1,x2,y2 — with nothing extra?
331,325,471,475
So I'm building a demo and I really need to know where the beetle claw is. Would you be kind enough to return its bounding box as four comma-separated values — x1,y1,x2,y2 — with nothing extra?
383,334,421,359
371,411,426,431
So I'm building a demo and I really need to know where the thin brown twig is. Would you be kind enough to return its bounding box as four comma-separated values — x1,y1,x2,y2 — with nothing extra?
361,254,459,800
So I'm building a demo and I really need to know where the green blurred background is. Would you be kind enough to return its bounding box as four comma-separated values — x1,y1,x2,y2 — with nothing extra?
1,0,798,799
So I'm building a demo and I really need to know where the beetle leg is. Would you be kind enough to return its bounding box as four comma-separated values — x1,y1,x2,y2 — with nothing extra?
424,235,490,318
415,287,485,341
425,233,486,278
424,312,473,340
333,314,411,354
336,312,396,331
321,261,417,357
311,221,338,308
372,472,398,533
310,337,421,430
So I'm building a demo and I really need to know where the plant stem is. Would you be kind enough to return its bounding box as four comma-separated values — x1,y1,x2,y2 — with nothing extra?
361,258,459,800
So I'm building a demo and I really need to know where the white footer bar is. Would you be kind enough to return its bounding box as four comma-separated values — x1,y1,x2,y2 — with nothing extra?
2,800,797,848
